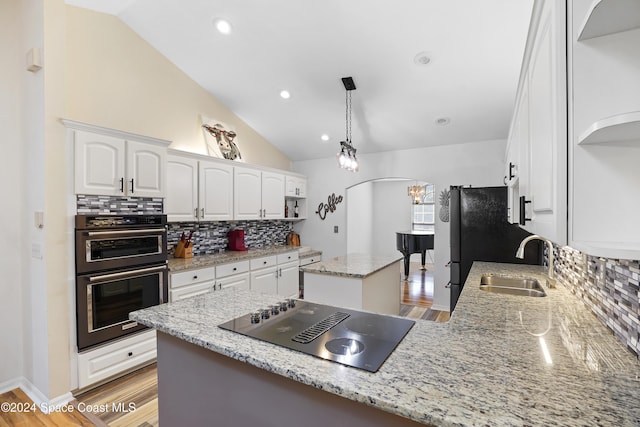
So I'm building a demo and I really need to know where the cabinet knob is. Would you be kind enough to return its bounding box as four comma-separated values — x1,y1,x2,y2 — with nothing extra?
127,352,133,357
193,275,198,280
263,261,267,265
233,267,237,271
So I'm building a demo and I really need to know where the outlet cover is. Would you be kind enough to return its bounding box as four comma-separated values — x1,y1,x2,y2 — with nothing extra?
334,226,339,233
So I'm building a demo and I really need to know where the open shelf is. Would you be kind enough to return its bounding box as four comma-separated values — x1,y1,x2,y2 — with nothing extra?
578,0,640,41
578,111,640,145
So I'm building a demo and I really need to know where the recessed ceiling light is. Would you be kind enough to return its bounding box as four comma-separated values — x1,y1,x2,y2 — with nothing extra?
435,117,450,126
280,90,291,99
321,134,330,141
413,51,431,66
213,18,232,35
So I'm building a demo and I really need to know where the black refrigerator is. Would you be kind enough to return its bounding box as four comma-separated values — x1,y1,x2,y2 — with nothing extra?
449,186,542,312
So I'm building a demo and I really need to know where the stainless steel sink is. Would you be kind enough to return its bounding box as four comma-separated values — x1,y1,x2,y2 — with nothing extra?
479,274,547,297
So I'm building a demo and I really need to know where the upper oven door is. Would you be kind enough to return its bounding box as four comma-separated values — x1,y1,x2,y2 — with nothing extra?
76,227,167,274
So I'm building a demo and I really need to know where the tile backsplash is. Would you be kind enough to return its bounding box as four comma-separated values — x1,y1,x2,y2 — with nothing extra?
77,195,163,214
553,245,640,359
167,221,293,255
75,195,293,255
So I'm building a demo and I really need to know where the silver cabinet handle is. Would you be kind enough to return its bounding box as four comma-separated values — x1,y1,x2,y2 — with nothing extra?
201,208,205,218
274,270,278,278
88,265,166,282
194,208,199,219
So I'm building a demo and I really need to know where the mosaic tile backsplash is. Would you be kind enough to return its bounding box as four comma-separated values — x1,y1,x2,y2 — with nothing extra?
167,220,293,255
553,245,640,359
77,195,163,214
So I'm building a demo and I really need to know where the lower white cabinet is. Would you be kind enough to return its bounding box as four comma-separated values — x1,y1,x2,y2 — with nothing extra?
251,266,278,294
218,272,250,291
277,260,299,298
169,266,216,302
77,330,156,389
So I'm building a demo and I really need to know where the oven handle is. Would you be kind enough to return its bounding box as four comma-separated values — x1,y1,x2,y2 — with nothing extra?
86,228,166,237
88,265,167,282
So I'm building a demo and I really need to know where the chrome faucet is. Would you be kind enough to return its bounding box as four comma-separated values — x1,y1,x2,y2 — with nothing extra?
516,235,556,288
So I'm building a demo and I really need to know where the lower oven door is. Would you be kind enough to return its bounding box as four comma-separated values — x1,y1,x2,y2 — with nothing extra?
77,263,168,351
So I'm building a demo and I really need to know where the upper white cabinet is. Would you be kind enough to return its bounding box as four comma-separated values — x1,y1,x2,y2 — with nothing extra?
166,155,199,222
568,0,640,259
166,152,236,222
285,175,306,198
66,120,169,198
234,166,284,220
511,0,567,245
200,161,234,221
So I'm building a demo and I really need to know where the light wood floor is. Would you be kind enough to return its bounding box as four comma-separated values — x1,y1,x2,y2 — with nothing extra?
0,388,93,426
2,262,447,426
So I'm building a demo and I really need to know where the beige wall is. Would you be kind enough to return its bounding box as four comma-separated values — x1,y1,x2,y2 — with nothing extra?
65,6,291,170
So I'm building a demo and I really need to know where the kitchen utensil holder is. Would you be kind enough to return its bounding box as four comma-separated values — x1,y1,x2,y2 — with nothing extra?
174,241,193,258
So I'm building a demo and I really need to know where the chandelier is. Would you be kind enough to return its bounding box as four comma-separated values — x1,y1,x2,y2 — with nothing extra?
408,184,425,204
336,77,359,172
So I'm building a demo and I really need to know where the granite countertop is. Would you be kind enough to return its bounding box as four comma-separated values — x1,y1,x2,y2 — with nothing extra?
298,253,402,278
131,261,640,426
298,246,322,259
168,245,310,272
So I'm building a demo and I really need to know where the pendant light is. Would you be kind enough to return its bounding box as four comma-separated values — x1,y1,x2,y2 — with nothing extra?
336,77,359,172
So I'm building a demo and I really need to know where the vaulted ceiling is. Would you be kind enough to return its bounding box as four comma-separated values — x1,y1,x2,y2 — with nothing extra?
66,0,533,161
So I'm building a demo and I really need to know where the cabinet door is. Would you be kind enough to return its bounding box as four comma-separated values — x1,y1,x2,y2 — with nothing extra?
285,176,298,197
218,272,250,291
234,166,262,220
277,261,299,298
166,155,198,222
525,0,567,245
169,281,215,302
250,266,278,294
126,140,166,198
74,131,125,196
200,161,234,221
262,172,285,219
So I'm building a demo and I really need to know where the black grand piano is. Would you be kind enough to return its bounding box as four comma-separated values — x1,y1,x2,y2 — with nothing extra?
396,231,435,279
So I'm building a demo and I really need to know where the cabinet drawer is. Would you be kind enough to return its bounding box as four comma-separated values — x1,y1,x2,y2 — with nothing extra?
250,255,277,270
216,260,250,278
277,251,299,264
77,330,156,389
218,272,250,291
170,266,216,289
170,281,215,302
300,255,321,266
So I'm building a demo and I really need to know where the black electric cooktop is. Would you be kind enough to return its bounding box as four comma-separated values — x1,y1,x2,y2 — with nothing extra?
218,300,415,372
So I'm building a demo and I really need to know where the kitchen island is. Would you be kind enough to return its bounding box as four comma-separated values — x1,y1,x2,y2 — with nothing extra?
299,253,403,315
131,262,640,426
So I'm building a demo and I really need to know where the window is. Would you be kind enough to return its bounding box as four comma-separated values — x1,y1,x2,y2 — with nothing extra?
412,184,435,232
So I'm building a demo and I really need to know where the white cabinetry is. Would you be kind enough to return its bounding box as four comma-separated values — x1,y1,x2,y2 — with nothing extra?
285,175,306,197
234,167,284,220
166,155,198,222
249,251,299,297
166,152,233,222
169,266,216,302
567,0,640,258
68,121,168,198
77,330,156,389
216,260,250,291
250,255,278,294
508,0,567,245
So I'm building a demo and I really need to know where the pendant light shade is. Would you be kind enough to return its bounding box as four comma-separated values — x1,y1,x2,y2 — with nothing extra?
337,77,359,172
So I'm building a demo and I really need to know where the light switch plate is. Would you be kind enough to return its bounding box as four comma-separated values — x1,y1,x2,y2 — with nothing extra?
334,226,338,233
31,242,43,260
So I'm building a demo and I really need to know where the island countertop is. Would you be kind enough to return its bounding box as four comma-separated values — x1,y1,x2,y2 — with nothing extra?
131,261,640,426
298,253,402,278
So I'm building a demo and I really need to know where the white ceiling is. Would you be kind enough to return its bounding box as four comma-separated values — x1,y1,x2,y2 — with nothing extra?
66,0,533,162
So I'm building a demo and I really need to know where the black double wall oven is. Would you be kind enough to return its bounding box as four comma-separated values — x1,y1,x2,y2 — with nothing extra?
75,214,168,351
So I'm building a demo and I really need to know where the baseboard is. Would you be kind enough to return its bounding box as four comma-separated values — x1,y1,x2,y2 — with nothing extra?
0,377,73,413
430,303,450,312
0,377,23,395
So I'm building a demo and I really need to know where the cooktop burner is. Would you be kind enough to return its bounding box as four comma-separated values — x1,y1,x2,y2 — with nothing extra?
218,300,414,372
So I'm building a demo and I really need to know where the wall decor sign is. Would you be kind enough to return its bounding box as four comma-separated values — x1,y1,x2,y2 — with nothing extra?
200,114,243,161
316,193,343,220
